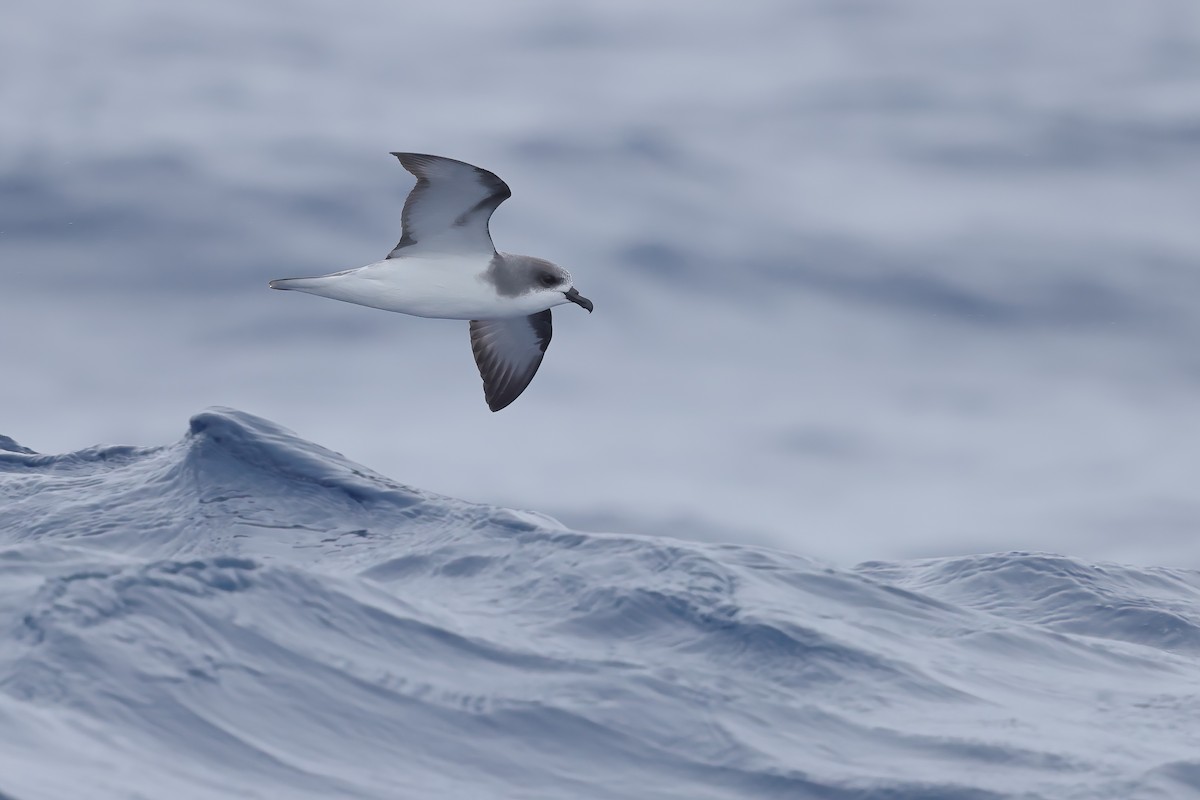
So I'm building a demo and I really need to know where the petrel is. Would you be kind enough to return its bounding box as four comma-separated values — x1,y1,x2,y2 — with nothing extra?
270,153,593,411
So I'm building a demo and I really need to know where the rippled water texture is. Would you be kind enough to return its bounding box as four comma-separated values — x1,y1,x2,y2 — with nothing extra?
2,410,1200,798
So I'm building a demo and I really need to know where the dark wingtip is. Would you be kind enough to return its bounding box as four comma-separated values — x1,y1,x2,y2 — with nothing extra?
481,373,525,412
485,389,516,412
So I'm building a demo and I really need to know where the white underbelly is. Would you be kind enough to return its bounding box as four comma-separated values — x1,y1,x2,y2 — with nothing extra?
299,258,518,320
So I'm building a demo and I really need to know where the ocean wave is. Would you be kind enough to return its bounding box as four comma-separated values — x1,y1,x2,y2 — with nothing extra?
2,409,1199,799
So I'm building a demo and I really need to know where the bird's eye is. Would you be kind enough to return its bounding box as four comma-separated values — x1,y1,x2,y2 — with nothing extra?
540,273,558,287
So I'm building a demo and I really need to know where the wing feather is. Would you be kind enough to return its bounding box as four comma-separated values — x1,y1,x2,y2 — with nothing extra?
468,311,553,411
387,153,511,258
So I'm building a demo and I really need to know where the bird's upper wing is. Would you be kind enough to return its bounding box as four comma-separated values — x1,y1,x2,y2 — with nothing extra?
469,311,553,411
387,153,512,259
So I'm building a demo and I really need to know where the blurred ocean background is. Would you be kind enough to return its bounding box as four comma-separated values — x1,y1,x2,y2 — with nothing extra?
3,0,1199,567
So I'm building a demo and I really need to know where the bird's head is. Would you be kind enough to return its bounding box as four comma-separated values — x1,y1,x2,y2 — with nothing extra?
496,254,593,314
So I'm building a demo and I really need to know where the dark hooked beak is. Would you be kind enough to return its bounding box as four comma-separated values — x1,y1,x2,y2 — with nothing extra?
563,287,594,313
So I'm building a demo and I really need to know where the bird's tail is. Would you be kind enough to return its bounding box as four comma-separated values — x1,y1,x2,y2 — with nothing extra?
268,277,324,291
268,269,368,305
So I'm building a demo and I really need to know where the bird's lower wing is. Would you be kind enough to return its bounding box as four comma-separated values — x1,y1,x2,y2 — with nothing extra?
468,311,553,411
